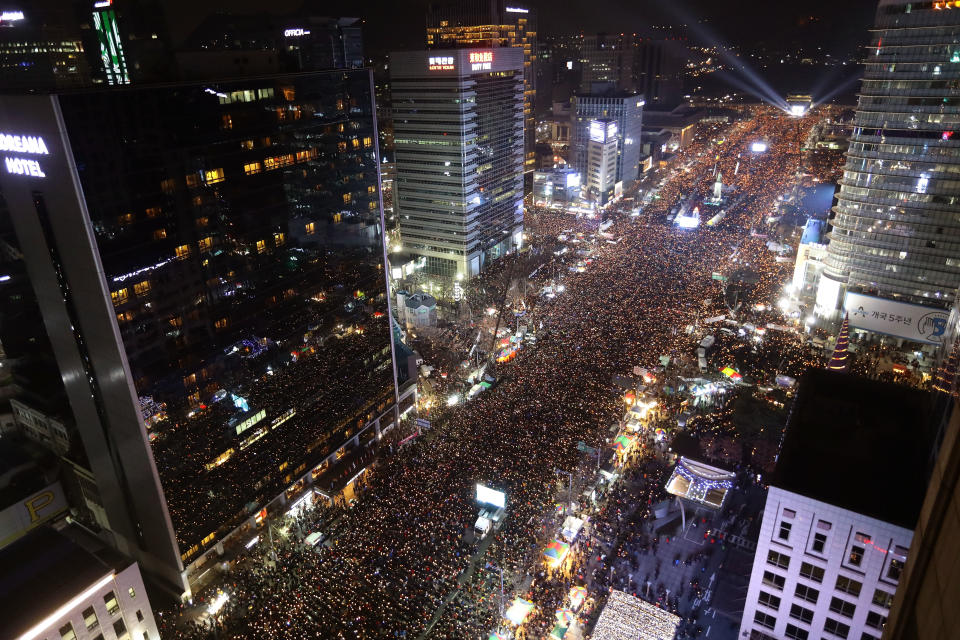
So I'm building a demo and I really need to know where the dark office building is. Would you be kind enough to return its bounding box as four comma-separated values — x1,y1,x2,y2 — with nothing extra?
181,11,364,75
0,1,91,90
0,69,403,593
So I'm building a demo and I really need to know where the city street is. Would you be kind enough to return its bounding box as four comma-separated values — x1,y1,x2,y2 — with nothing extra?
158,106,829,640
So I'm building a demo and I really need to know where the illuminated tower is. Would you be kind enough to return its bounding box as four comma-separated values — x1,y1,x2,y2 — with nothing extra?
391,48,525,278
426,0,536,173
818,0,960,318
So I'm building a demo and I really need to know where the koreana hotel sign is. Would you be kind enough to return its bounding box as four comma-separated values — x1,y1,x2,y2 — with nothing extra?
1,132,50,178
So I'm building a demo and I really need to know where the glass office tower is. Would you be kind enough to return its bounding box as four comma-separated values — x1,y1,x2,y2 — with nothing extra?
0,69,397,592
391,48,525,278
819,0,960,313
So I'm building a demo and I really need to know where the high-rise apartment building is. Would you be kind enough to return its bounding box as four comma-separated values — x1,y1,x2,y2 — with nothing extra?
818,0,960,317
579,33,632,94
739,370,935,640
426,1,536,172
570,92,643,188
0,69,404,593
391,48,525,278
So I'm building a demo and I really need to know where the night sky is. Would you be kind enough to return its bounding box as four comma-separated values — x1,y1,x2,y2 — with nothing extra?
165,0,877,58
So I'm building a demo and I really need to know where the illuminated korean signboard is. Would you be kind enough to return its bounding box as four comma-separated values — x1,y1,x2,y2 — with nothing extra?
1,132,49,178
284,28,311,37
0,10,25,22
428,55,454,71
505,6,529,13
469,50,493,71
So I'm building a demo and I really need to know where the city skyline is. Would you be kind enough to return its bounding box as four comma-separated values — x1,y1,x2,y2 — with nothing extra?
0,2,958,640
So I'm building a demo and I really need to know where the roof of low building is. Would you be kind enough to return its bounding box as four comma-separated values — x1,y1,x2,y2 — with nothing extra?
772,369,936,529
0,527,117,639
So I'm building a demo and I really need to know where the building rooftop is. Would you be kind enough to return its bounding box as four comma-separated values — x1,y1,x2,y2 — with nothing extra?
0,527,118,639
772,369,936,529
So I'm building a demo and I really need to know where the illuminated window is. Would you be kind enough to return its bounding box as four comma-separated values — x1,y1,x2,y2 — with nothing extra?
305,222,315,235
241,139,254,149
336,99,345,110
244,161,261,175
145,206,161,218
133,280,151,295
111,288,128,306
368,200,376,210
192,195,203,207
202,532,216,545
282,154,295,166
152,228,167,240
278,461,289,471
264,157,279,171
181,545,199,561
274,232,285,246
351,137,360,149
82,606,98,631
103,591,119,615
185,174,199,188
256,239,267,253
118,212,134,226
332,213,343,224
168,316,182,328
117,310,133,323
338,141,347,152
343,193,352,204
128,587,136,599
221,114,233,129
204,168,225,184
363,136,373,147
175,244,190,258
262,136,271,146
215,317,228,330
282,87,295,101
59,622,77,640
198,236,212,250
295,150,311,162
196,217,209,228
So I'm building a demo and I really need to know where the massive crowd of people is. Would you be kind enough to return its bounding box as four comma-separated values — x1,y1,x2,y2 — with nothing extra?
159,107,831,639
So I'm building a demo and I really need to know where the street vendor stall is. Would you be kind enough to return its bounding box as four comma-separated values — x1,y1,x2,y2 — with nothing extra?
505,598,535,626
543,539,570,568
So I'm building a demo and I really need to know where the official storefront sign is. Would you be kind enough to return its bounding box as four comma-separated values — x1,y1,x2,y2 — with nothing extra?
1,132,50,179
428,56,454,71
469,50,493,71
284,28,311,37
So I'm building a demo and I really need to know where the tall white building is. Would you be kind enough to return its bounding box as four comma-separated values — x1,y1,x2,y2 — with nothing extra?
739,370,936,640
586,119,618,205
391,47,525,278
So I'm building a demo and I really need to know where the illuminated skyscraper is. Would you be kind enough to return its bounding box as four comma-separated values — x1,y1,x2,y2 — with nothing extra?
391,48,525,278
0,69,408,593
818,0,960,317
570,91,643,188
426,0,536,172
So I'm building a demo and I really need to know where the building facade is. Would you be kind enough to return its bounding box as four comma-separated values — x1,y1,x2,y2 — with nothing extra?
586,119,618,205
0,69,400,593
426,1,536,172
2,527,159,640
740,487,907,640
0,1,91,90
818,0,960,317
391,47,525,278
533,167,580,206
570,92,643,188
